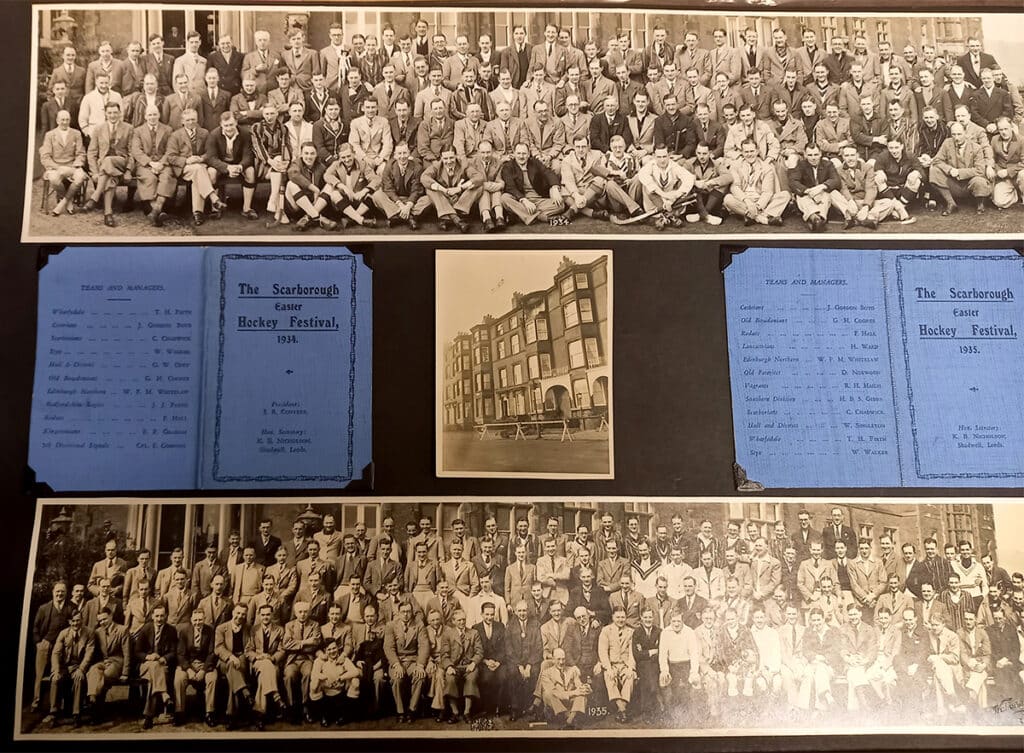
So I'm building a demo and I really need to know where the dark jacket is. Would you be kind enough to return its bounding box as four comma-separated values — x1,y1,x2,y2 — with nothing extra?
205,127,254,173
176,622,217,671
500,156,560,200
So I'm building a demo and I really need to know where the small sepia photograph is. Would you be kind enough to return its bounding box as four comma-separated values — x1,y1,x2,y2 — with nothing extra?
15,497,1024,740
436,250,612,479
22,4,1024,242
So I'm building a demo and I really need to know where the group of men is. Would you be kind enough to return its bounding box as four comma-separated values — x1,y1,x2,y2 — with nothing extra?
38,19,1024,232
29,507,1024,732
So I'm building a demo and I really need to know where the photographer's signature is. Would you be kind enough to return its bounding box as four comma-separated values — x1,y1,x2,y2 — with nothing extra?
992,697,1024,723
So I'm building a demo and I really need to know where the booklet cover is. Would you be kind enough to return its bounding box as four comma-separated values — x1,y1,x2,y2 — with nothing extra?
725,248,1023,488
29,246,371,491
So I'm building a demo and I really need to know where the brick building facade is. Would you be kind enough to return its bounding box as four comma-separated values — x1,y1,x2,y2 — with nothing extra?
443,254,609,432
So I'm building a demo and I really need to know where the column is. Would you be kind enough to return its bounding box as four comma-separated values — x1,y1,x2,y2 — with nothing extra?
144,504,159,553
182,503,196,566
217,503,230,549
240,504,251,547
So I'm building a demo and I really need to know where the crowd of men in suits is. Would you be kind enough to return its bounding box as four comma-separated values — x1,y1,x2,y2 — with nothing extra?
28,506,1024,732
37,19,1024,232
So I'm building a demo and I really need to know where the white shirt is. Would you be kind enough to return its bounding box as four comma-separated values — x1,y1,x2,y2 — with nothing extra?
658,625,700,675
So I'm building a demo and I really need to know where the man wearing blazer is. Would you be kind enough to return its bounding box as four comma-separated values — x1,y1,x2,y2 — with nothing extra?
821,507,859,559
130,104,173,214
197,574,234,628
282,29,317,91
473,602,508,716
373,142,430,228
135,604,178,728
43,610,95,725
245,603,287,728
173,610,217,726
214,604,251,729
84,607,130,719
383,600,430,722
39,109,87,216
197,68,232,132
85,42,125,94
83,102,133,227
956,38,998,90
969,68,1012,133
529,24,568,86
207,35,243,95
440,609,483,722
143,35,175,96
498,25,532,89
50,46,87,101
172,31,207,95
40,80,79,134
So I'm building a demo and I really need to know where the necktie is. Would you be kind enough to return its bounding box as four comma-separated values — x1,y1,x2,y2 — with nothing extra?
791,624,797,647
194,629,201,648
519,561,524,578
387,84,393,99
547,44,552,57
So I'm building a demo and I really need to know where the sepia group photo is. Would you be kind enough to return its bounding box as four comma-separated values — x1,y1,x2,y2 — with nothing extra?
16,498,1024,739
22,3,1024,242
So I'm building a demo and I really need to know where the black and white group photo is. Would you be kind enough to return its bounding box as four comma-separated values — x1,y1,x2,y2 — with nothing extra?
17,498,1024,739
436,250,612,479
23,4,1024,242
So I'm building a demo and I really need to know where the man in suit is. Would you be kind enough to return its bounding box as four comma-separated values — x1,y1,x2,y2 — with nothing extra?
232,546,266,608
724,137,789,225
539,599,581,668
566,566,610,627
675,32,712,88
265,545,300,614
142,34,174,96
32,582,73,712
676,576,708,629
172,31,207,95
504,599,543,721
598,606,636,723
363,538,404,600
970,68,1012,134
930,122,993,214
191,545,228,603
440,541,479,598
135,603,178,728
632,607,662,722
124,577,159,637
42,610,94,726
281,601,323,723
128,103,173,219
539,646,589,728
83,607,129,721
250,520,282,567
957,38,998,90
162,73,200,131
82,577,124,631
440,609,483,722
371,141,428,229
709,28,742,90
153,107,221,226
245,603,287,729
383,600,429,722
82,101,133,227
529,24,567,85
240,30,279,95
197,574,234,628
50,46,87,101
281,29,316,91
198,68,231,132
231,77,268,128
41,79,78,134
536,537,571,607
895,542,929,600
214,604,252,729
173,609,217,726
39,109,87,216
473,601,508,716
925,611,964,713
248,573,287,628
821,508,859,560
208,35,243,95
421,147,480,231
787,142,839,231
496,26,530,90
318,23,349,92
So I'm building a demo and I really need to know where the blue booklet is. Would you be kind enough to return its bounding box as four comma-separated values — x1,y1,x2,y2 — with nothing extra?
29,247,372,491
725,248,1023,488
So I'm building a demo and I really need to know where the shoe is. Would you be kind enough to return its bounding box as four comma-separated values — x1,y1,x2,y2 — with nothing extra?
142,716,154,730
438,218,452,231
926,199,938,210
744,216,756,226
591,209,609,220
255,718,265,731
843,216,857,230
242,209,258,221
494,215,507,229
482,218,495,232
447,714,459,724
768,216,784,226
509,710,518,722
66,203,76,215
209,206,222,220
82,198,97,212
193,212,205,227
361,218,377,228
73,715,82,728
50,205,63,217
629,206,645,217
318,216,338,231
654,216,668,230
454,217,470,233
706,214,722,225
941,203,958,216
669,215,685,227
294,216,311,231
900,216,917,225
321,718,330,728
225,715,237,731
407,217,419,230
173,713,185,727
685,213,701,223
383,218,392,228
30,700,39,712
861,218,878,230
976,203,985,214
205,713,216,728
103,214,115,227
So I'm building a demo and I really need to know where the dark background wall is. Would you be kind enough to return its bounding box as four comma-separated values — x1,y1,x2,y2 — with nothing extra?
0,1,1021,751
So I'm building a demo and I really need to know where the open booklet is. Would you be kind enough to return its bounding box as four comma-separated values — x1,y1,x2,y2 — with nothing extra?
725,247,1023,489
29,246,371,491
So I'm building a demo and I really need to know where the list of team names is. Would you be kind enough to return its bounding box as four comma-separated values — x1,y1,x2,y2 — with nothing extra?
910,282,1018,462
734,275,898,465
232,280,341,458
39,284,196,454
